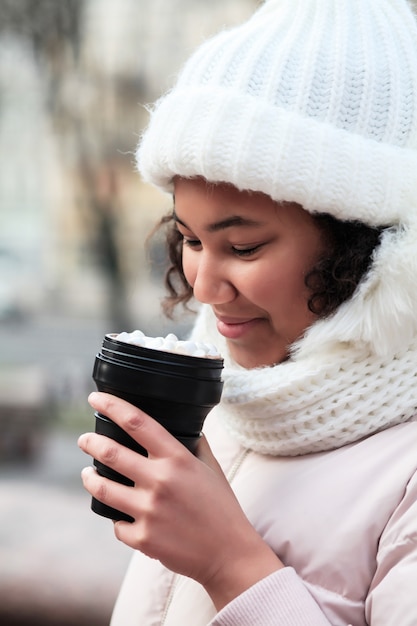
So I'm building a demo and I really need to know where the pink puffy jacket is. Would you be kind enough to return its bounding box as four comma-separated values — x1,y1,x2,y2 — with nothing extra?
110,413,417,626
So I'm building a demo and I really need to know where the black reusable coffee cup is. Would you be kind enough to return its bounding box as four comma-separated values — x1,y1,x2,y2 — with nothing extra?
90,333,224,522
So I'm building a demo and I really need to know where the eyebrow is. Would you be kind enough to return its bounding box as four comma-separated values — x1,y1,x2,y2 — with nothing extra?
173,210,263,233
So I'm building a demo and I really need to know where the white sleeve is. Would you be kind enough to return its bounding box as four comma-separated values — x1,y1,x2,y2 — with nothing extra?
209,567,332,626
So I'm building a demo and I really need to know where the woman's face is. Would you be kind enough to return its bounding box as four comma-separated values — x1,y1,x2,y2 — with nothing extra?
173,177,328,369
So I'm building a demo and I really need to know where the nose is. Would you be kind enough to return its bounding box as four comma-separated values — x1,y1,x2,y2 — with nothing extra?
191,253,237,305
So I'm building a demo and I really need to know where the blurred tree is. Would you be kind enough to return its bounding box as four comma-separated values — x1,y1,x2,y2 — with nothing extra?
0,0,135,330
0,0,82,52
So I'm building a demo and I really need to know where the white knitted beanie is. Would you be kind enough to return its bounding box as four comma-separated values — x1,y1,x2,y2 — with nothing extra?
138,0,417,357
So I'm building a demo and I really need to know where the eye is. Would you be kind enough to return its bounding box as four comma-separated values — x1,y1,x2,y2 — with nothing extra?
232,244,262,257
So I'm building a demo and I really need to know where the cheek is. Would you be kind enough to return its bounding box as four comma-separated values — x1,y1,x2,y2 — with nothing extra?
253,260,311,314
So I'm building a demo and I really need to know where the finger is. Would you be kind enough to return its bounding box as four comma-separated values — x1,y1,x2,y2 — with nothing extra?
81,465,137,519
78,432,148,483
87,392,186,459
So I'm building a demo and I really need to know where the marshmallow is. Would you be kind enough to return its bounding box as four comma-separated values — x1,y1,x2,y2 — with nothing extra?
115,330,221,359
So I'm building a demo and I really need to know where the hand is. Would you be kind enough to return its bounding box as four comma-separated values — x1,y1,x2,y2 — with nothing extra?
78,392,283,609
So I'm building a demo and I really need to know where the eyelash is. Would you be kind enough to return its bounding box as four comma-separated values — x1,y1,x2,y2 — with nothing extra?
182,238,200,248
182,238,261,257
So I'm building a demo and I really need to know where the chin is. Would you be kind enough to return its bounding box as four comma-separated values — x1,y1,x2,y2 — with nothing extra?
229,345,286,369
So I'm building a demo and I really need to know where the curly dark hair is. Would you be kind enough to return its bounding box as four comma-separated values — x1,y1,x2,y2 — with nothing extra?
151,210,383,320
304,213,383,316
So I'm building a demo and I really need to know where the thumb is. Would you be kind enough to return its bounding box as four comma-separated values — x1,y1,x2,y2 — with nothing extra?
196,434,226,475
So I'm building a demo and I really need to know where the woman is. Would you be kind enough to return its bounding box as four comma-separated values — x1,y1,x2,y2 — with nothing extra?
78,0,417,624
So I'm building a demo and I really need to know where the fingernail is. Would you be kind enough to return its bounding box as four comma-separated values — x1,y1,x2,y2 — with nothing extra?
81,466,95,478
88,391,99,405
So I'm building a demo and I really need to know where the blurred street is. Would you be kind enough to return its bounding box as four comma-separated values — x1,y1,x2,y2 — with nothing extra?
0,312,115,375
0,419,132,626
0,315,130,626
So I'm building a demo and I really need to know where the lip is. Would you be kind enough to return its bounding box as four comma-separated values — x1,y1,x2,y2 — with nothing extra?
215,315,261,340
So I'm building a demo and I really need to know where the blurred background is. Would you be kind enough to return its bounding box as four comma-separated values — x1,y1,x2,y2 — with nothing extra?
0,1,257,624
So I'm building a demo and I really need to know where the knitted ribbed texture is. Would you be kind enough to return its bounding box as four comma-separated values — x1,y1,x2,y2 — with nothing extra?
210,568,331,626
191,305,417,456
138,0,417,225
138,0,417,358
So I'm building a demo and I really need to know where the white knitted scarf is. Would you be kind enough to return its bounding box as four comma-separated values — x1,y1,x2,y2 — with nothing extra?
191,305,417,456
